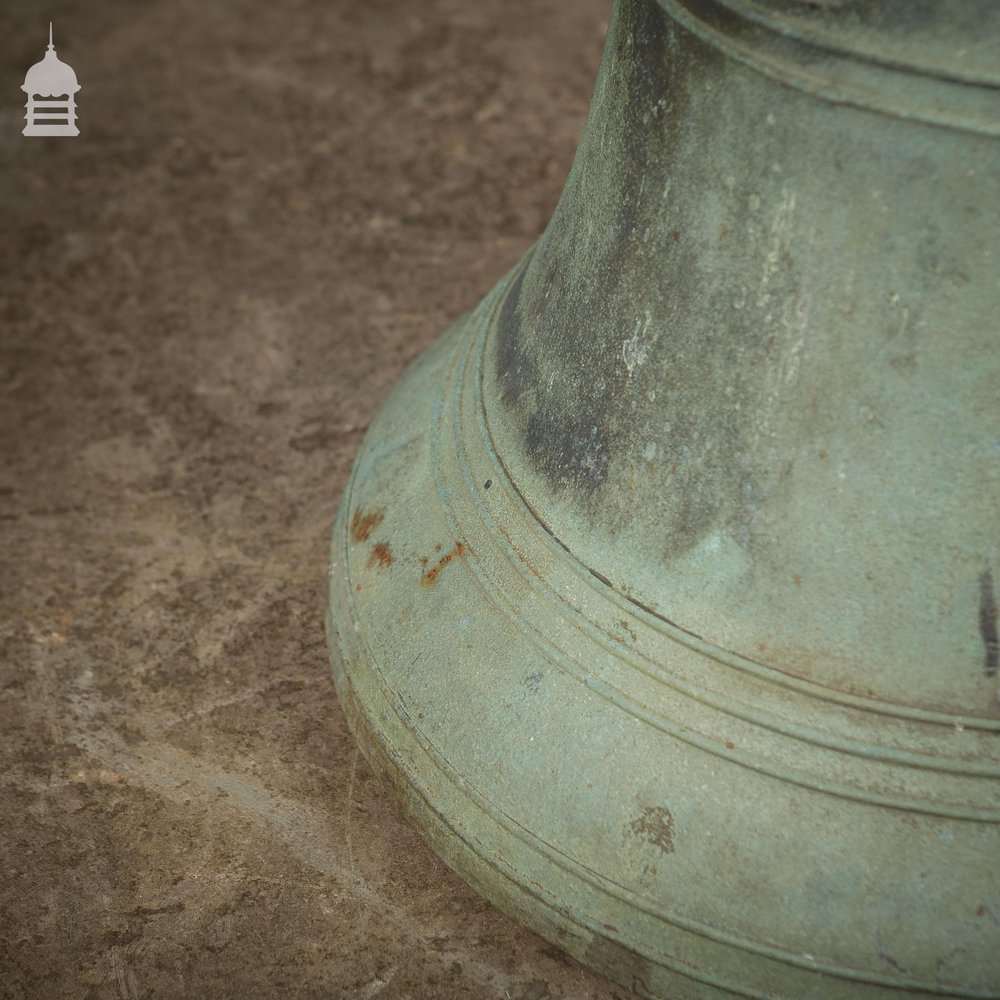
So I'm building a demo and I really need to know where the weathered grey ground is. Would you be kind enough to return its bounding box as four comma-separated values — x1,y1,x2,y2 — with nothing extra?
0,2,637,997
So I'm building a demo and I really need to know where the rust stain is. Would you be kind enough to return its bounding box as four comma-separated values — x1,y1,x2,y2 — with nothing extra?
627,805,675,855
367,541,393,569
421,542,465,587
350,506,385,543
792,573,802,588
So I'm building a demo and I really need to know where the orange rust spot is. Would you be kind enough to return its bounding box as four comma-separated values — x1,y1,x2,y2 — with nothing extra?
818,450,828,460
421,541,465,586
350,506,385,543
793,573,802,588
367,541,393,569
725,740,736,750
354,584,362,592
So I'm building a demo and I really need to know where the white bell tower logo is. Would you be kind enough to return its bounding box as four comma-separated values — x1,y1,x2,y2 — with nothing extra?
22,23,81,137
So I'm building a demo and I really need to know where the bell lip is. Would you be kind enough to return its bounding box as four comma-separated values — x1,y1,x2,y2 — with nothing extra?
328,618,998,1000
325,265,999,998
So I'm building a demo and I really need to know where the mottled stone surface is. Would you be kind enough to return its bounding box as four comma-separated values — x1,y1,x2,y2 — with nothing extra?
0,2,632,997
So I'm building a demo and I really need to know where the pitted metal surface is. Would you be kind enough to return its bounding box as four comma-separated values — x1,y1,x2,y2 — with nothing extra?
328,1,1000,997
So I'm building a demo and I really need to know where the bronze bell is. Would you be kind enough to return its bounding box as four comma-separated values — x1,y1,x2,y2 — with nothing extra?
326,0,1000,996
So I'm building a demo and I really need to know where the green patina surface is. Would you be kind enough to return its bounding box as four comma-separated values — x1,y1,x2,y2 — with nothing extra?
328,2,1000,997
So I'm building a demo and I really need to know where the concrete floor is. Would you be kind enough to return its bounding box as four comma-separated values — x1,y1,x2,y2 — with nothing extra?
1,1,637,996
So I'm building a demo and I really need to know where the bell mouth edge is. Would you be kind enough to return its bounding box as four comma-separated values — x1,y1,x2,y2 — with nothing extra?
325,549,997,999
323,284,998,997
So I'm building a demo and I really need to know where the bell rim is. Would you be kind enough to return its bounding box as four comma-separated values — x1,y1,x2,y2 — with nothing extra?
326,264,1000,997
